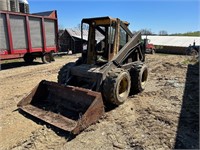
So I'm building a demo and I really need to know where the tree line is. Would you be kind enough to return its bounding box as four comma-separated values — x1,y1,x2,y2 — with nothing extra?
133,29,200,36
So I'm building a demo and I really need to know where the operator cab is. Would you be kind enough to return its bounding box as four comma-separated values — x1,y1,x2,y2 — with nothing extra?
81,16,132,65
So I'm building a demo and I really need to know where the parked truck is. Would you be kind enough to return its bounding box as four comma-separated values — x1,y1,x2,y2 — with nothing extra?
144,39,156,54
0,10,58,63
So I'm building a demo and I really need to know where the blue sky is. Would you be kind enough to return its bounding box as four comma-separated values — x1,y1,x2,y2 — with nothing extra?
29,0,200,34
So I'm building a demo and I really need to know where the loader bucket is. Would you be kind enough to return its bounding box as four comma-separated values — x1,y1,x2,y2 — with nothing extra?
17,80,104,134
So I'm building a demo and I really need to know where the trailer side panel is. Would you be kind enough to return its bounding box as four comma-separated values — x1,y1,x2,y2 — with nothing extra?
0,14,9,51
10,15,28,49
29,17,43,48
44,19,56,47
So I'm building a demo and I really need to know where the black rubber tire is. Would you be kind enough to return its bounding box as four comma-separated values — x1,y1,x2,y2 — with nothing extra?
103,68,131,105
186,48,198,56
75,57,83,65
190,49,198,57
130,63,148,95
42,53,52,64
51,52,55,61
57,62,75,84
23,53,34,63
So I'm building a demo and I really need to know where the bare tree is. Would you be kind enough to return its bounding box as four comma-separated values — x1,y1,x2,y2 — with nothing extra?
140,29,153,35
159,30,168,36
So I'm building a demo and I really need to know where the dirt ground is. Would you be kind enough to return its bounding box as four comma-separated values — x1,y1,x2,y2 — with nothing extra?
0,54,199,150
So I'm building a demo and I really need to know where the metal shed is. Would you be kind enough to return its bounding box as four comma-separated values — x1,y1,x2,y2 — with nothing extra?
59,28,104,53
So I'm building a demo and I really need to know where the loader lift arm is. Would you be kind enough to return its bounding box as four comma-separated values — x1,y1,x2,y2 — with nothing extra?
112,31,145,66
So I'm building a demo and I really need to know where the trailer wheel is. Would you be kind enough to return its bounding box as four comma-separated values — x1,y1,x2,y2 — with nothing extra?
42,53,52,64
129,63,148,95
57,62,75,84
23,53,34,63
50,51,55,61
190,49,198,56
103,68,131,105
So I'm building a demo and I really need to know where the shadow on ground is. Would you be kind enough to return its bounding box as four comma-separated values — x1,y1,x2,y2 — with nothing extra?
174,62,199,149
1,61,43,70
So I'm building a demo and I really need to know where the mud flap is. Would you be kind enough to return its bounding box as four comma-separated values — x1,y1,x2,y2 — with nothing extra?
17,80,104,134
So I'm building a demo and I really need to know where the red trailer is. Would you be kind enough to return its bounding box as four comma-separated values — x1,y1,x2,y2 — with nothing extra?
0,10,58,63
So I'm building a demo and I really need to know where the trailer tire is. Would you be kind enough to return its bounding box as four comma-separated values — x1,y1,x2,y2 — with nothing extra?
57,62,75,84
103,68,131,105
50,51,55,61
42,53,52,64
23,53,34,63
129,63,148,95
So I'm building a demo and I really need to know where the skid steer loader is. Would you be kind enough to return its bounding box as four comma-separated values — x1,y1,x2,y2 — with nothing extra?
18,16,148,135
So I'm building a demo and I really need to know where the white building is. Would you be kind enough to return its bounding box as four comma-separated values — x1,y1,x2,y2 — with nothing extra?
142,35,200,47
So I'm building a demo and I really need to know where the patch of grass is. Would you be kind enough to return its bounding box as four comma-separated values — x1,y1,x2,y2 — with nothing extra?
182,59,191,65
182,57,199,65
